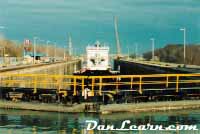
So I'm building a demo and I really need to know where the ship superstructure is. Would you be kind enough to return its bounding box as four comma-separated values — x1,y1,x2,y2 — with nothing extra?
74,41,118,75
86,41,110,71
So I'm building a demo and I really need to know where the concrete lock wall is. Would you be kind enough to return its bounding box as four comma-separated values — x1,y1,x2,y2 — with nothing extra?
114,59,184,74
17,60,81,75
0,60,82,89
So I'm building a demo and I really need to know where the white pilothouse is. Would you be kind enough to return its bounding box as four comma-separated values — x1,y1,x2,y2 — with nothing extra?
75,41,118,75
85,41,110,71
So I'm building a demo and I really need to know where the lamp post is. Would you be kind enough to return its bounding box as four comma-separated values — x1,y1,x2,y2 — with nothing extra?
0,47,5,65
0,26,5,64
63,46,66,60
150,38,155,61
33,37,38,64
135,43,138,60
54,43,56,61
180,28,186,64
126,45,129,60
46,40,50,57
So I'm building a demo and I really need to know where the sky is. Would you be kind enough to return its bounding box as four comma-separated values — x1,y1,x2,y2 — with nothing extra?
0,0,200,55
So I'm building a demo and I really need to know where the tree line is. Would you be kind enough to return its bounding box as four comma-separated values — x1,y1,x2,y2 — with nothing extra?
0,39,69,57
143,44,200,65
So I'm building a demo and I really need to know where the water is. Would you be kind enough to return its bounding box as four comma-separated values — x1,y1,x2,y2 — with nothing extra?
0,108,199,134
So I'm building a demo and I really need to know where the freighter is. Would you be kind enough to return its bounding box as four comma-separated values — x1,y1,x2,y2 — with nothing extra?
73,41,119,103
74,41,119,76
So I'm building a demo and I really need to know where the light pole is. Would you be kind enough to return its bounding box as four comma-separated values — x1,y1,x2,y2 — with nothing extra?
54,43,56,61
150,38,155,61
63,46,66,60
0,47,5,65
180,28,186,64
135,43,138,60
0,26,5,64
126,45,129,60
33,37,38,64
46,40,50,57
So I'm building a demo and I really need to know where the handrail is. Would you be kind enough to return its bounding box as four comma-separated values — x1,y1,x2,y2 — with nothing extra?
0,73,199,96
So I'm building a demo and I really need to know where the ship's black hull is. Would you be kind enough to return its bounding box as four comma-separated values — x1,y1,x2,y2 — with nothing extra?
73,69,119,76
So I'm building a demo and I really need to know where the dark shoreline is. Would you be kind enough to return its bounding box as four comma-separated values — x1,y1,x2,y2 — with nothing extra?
0,100,200,114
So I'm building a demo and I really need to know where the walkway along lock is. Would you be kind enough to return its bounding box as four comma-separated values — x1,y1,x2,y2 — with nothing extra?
0,73,199,101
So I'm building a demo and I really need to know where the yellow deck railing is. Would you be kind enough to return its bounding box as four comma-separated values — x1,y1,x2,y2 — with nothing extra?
0,73,200,96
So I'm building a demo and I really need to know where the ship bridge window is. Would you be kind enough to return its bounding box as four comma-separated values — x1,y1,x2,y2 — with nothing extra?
90,59,96,65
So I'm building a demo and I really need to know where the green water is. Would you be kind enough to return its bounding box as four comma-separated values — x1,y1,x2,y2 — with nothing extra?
0,108,199,134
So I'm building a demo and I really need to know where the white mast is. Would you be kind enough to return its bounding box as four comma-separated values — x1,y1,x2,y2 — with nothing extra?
114,16,121,58
68,34,73,56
